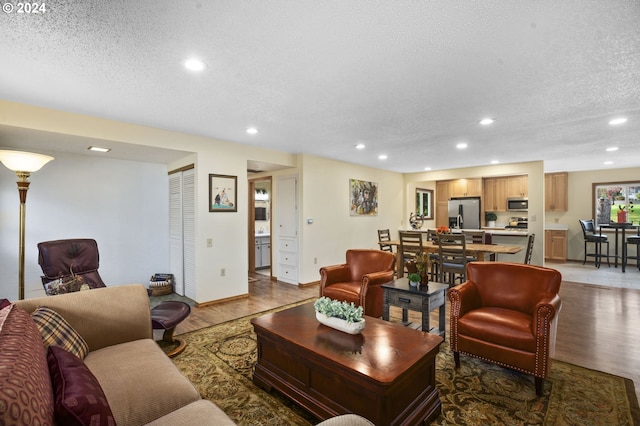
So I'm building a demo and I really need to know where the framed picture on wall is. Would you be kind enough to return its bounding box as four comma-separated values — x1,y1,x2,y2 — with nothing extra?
209,174,237,212
350,178,378,216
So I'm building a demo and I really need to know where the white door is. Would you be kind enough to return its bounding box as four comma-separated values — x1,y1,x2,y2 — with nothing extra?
168,168,195,298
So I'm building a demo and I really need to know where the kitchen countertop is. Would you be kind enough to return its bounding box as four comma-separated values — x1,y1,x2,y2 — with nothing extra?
405,228,528,236
255,233,270,237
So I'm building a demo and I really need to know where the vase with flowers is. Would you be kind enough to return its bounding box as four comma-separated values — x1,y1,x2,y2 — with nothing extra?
618,204,634,223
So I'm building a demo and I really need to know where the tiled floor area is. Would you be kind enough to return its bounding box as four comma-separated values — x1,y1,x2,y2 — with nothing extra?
548,260,640,289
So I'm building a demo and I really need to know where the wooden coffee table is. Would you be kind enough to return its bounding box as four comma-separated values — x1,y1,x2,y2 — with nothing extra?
251,302,443,425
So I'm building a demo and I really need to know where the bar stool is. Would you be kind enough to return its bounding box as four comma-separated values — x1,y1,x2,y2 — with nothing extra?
624,225,640,271
579,219,610,268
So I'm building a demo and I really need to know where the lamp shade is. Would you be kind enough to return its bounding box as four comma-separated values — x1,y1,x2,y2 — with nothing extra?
0,150,54,172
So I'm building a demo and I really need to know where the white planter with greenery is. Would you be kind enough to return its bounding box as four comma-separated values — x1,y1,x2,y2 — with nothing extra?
314,297,365,334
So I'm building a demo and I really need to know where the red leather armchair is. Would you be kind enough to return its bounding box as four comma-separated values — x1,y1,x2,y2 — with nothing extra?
449,262,562,396
319,249,395,318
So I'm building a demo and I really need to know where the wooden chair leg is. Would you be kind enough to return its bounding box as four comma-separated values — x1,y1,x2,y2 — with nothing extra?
454,351,460,368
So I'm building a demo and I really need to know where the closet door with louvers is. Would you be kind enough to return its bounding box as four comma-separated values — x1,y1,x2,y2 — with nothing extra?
169,168,196,298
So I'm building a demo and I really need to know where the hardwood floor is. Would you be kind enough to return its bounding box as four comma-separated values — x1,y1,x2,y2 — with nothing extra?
175,270,640,403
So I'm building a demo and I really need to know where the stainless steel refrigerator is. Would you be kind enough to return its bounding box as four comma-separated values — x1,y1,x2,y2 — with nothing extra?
448,197,481,229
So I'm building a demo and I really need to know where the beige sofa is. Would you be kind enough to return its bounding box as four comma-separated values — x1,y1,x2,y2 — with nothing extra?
11,284,234,425
4,284,375,426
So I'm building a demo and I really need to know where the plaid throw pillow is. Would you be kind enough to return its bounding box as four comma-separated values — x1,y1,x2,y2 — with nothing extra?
32,306,89,359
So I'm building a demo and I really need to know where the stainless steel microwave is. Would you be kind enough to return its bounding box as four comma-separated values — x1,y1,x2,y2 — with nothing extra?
507,198,528,212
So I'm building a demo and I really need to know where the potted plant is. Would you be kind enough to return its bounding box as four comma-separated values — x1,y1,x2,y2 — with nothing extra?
485,212,498,228
408,273,421,287
314,297,365,334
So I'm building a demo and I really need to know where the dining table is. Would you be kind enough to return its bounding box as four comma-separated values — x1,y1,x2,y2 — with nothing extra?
387,239,524,278
599,222,639,272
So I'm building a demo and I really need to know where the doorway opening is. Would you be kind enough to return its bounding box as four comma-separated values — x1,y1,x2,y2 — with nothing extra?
249,177,272,277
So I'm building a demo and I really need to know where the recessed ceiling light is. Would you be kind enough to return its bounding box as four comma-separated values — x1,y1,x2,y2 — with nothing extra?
184,58,206,71
606,147,619,152
604,161,614,165
424,167,432,171
246,127,258,135
378,154,388,160
490,160,499,164
609,117,627,125
480,118,495,125
456,143,468,150
88,146,111,153
355,143,365,150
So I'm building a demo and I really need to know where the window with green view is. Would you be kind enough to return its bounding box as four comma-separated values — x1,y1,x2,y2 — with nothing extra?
594,182,639,227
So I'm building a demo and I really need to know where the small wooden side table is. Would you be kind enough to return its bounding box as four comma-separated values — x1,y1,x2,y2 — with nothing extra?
382,278,448,338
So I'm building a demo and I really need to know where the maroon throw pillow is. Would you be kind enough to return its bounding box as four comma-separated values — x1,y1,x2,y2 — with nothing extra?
47,346,116,426
0,298,10,309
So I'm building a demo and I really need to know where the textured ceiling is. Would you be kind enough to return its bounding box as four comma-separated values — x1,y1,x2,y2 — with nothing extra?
1,0,639,173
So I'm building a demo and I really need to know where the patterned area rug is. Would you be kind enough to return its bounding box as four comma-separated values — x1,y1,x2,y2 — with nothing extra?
171,300,639,425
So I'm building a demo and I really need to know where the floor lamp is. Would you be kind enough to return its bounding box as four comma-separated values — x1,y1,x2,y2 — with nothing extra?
0,150,54,300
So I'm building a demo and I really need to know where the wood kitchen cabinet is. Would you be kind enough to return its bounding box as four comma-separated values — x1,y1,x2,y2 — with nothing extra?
545,172,568,212
435,179,481,226
450,178,482,198
435,181,450,227
545,229,567,262
483,177,508,211
505,175,528,198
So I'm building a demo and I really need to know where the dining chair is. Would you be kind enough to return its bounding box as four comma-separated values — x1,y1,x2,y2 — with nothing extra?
523,233,535,264
425,229,441,280
377,229,393,253
579,219,610,268
462,230,491,261
624,225,640,271
398,231,423,277
437,233,469,286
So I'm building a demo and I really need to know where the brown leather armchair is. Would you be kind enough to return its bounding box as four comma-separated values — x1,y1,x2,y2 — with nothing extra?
319,249,395,318
449,262,562,396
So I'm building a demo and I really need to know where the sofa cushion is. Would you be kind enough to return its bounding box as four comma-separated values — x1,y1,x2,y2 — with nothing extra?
32,306,89,359
0,304,55,426
144,400,235,425
48,346,115,426
84,339,200,425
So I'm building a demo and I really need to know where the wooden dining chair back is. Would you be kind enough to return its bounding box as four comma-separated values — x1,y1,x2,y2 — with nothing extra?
377,229,393,253
425,229,441,280
437,233,469,286
398,231,423,276
462,230,486,244
523,233,535,264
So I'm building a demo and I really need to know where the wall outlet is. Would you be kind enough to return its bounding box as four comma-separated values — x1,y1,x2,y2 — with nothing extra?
220,268,225,276
314,257,317,264
207,238,212,247
530,215,536,222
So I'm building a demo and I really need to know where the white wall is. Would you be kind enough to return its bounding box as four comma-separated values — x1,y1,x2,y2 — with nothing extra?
1,100,297,304
0,152,170,299
298,154,405,283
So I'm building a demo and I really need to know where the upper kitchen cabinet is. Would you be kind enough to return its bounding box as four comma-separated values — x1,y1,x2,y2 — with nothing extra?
435,181,451,227
506,175,528,198
545,172,568,212
449,178,482,198
483,177,508,211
